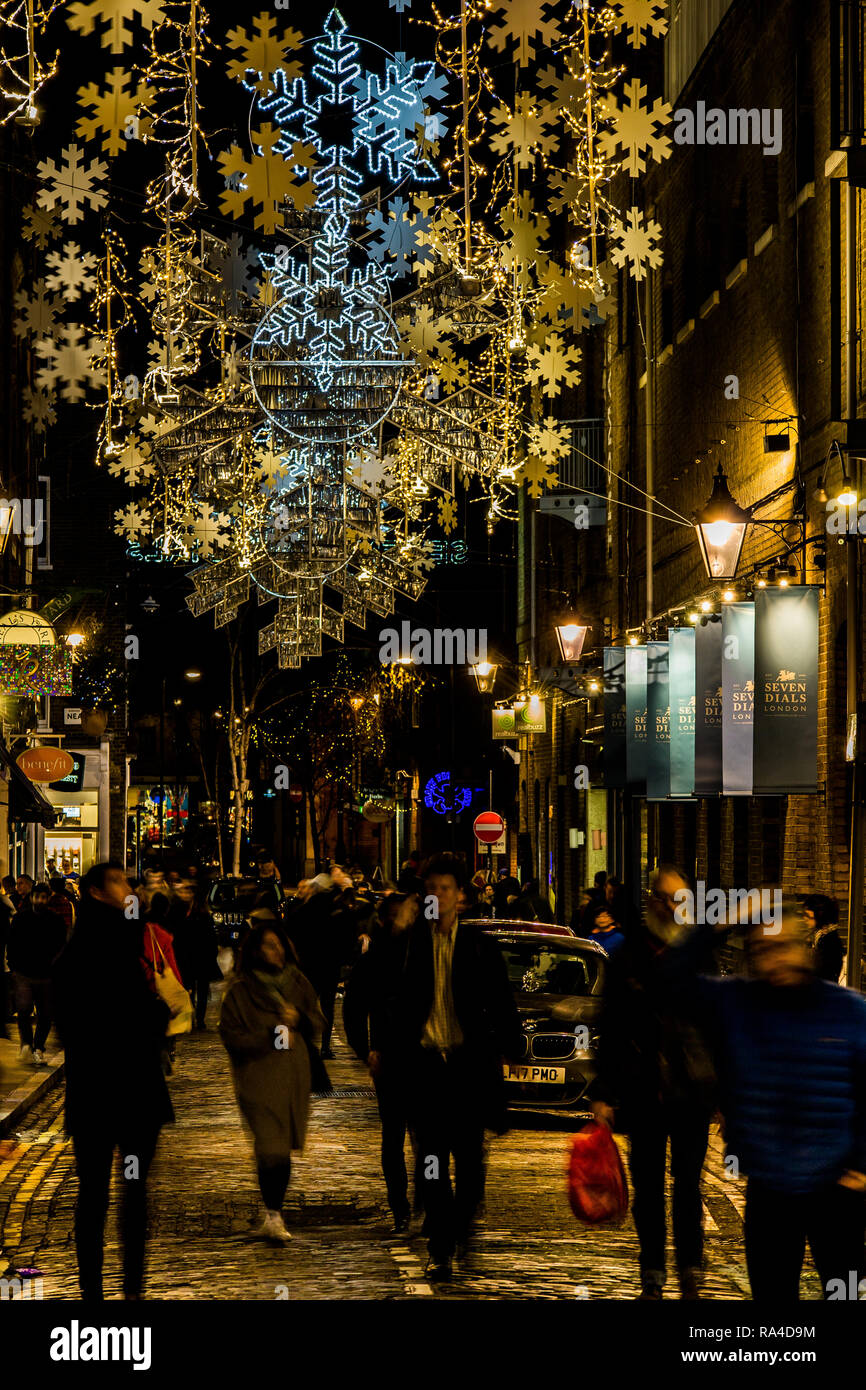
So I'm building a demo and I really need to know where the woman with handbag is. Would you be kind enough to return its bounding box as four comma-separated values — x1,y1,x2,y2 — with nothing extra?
142,893,192,1073
51,861,174,1301
219,920,325,1243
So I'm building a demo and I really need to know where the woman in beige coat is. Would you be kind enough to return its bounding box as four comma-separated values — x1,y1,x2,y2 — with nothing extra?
219,920,325,1242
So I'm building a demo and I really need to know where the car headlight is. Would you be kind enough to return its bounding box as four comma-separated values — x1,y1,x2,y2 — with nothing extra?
213,911,224,924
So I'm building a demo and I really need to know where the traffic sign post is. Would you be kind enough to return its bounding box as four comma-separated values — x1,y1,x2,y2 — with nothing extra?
473,811,505,844
474,811,506,886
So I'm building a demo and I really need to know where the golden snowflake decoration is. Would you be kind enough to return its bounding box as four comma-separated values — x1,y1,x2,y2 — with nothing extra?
114,501,152,539
21,203,62,248
599,78,672,178
526,332,581,398
516,454,559,498
438,496,457,534
487,0,559,67
609,206,663,281
66,0,167,54
44,241,98,301
218,124,317,233
490,93,559,168
612,0,668,48
75,70,154,156
226,12,303,94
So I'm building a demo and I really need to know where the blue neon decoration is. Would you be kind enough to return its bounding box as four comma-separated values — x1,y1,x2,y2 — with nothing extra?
251,213,410,442
242,10,444,216
423,770,473,815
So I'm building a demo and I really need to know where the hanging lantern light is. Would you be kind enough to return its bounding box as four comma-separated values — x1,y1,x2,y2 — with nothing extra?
471,661,498,694
555,622,589,662
694,464,751,580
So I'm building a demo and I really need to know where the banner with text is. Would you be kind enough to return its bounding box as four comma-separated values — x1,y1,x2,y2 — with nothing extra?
625,645,648,789
603,647,627,788
646,641,670,800
753,587,819,794
694,619,723,795
722,602,755,796
669,627,696,797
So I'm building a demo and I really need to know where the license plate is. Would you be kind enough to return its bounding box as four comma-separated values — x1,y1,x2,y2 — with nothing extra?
503,1063,566,1084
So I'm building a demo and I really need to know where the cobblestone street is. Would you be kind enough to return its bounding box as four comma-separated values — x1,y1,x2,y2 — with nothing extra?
0,987,824,1301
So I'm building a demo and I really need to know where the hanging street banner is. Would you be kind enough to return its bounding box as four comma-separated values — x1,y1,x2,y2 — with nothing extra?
753,587,820,794
603,647,627,788
513,697,547,735
646,641,670,801
625,645,648,788
492,708,517,740
722,602,755,796
669,627,696,798
694,619,723,795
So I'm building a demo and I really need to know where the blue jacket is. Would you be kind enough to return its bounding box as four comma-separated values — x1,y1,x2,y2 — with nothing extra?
694,971,866,1193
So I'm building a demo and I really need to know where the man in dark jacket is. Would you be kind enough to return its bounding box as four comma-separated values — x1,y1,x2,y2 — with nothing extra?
592,864,716,1300
287,872,359,1058
669,909,866,1302
392,852,522,1280
343,891,418,1232
7,882,68,1063
52,861,174,1301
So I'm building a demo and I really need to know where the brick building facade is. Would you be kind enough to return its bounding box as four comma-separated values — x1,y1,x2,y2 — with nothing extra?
517,0,866,953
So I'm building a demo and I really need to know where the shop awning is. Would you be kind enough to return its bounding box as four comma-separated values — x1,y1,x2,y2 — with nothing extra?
0,740,57,828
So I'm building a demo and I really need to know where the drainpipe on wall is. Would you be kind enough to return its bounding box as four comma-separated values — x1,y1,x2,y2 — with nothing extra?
845,0,864,991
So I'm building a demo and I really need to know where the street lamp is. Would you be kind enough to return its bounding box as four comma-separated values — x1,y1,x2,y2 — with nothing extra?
554,622,589,662
471,661,498,694
694,464,751,580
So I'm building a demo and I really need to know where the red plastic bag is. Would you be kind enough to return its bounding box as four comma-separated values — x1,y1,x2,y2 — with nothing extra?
566,1120,629,1225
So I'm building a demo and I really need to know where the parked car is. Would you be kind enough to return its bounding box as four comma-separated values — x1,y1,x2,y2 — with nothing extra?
460,916,575,938
207,877,266,946
480,928,608,1114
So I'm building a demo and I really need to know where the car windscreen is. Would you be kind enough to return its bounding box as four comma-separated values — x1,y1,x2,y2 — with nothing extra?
496,941,598,995
210,880,259,909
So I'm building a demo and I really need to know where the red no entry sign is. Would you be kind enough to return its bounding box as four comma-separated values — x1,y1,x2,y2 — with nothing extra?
474,811,505,844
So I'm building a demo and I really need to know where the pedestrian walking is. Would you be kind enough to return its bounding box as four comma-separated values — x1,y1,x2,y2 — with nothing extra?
514,877,554,924
802,893,845,983
142,892,185,1074
52,861,174,1301
664,908,866,1302
591,864,717,1300
48,875,75,932
167,880,222,1029
393,852,522,1281
286,872,356,1059
7,882,68,1063
218,921,324,1243
583,900,627,956
343,891,420,1232
11,873,34,911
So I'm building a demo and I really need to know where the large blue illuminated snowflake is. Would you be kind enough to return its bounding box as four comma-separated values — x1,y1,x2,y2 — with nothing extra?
249,212,412,444
245,9,445,215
